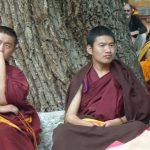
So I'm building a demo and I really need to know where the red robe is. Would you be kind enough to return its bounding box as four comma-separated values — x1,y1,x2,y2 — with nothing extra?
79,66,123,121
52,60,150,150
0,64,41,150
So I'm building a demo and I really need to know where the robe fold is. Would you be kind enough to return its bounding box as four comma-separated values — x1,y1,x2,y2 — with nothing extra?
52,60,150,150
0,64,41,150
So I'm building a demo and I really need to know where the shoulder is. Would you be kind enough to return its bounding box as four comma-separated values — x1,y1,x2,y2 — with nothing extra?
112,59,130,69
111,59,134,77
6,64,29,93
65,64,91,110
7,64,24,73
132,15,139,19
132,15,141,22
71,63,91,82
6,64,27,80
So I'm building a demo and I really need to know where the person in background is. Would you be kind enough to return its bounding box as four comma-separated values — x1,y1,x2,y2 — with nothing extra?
52,25,150,150
124,3,147,54
0,26,41,150
138,40,150,94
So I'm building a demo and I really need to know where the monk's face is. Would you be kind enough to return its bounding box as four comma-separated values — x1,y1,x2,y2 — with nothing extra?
87,35,116,65
0,33,16,61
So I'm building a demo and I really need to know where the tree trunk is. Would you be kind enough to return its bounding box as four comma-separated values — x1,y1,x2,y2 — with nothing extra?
0,0,144,111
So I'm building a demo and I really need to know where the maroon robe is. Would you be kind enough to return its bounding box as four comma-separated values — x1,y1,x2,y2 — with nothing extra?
0,64,41,150
79,66,123,121
52,60,150,150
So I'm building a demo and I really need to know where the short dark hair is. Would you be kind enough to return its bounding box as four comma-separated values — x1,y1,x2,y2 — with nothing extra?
87,26,116,47
0,26,18,45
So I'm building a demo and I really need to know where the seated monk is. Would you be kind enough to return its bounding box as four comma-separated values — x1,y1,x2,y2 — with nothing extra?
52,26,150,150
138,40,150,94
0,26,41,150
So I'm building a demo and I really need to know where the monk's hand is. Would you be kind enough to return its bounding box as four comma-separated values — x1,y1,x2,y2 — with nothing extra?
8,104,19,115
101,118,122,127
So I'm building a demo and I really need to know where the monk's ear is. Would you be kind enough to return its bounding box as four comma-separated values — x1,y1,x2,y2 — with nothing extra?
86,45,92,55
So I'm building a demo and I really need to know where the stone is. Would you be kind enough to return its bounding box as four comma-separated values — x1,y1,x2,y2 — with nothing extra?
38,111,65,150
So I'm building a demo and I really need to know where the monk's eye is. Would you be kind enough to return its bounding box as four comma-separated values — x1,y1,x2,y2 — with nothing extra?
109,44,115,48
5,44,12,49
99,44,105,47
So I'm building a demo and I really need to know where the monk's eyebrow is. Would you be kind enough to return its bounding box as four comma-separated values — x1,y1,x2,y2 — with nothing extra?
0,40,12,45
98,42,115,44
5,42,12,45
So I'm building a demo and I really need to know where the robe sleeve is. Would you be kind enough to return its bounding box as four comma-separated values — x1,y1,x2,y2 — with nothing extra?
5,65,29,106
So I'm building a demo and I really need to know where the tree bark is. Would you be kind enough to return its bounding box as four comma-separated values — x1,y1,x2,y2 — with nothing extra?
0,0,144,111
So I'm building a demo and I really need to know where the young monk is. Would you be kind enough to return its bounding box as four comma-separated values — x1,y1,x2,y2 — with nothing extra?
0,26,41,150
52,26,150,150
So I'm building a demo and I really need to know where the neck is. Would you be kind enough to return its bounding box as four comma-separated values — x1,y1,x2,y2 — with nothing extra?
92,63,110,78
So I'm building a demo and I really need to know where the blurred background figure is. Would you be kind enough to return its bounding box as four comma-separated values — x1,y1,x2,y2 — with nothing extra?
138,40,150,94
124,3,147,54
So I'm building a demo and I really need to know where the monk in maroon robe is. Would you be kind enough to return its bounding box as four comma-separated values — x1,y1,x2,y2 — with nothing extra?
52,26,150,150
0,26,41,150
